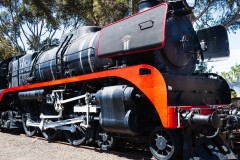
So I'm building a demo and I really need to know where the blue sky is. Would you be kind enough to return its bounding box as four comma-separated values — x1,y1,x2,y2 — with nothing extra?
208,29,240,73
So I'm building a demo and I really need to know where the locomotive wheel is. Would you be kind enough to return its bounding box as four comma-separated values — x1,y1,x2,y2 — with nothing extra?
96,126,114,151
22,113,36,137
41,104,58,141
64,124,86,146
42,128,58,141
41,120,58,141
149,127,180,160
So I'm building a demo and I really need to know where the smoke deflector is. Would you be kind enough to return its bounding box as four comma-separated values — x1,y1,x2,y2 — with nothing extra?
97,4,167,58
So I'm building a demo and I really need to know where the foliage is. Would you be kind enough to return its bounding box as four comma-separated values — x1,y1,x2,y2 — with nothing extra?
0,0,60,52
220,64,240,98
56,0,130,27
191,0,240,32
40,38,59,48
221,64,240,82
0,0,130,54
0,36,15,60
194,62,213,73
91,0,129,26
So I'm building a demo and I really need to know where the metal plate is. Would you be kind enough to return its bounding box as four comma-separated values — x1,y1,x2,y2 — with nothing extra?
197,25,230,61
97,4,167,58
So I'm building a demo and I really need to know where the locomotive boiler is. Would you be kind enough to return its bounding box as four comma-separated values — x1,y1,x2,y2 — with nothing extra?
0,0,237,159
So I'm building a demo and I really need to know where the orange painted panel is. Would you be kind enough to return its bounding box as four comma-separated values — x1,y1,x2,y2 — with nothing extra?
0,65,172,128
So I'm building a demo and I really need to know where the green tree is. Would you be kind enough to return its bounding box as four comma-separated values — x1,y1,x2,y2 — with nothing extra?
0,0,130,54
221,64,240,82
191,0,240,32
0,36,15,60
53,0,130,27
220,64,240,98
91,0,129,26
0,0,60,53
194,62,213,73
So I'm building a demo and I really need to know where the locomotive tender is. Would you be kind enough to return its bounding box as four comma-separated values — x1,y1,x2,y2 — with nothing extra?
0,0,237,159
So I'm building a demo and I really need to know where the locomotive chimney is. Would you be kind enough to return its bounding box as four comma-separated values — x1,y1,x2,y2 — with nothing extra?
137,0,160,12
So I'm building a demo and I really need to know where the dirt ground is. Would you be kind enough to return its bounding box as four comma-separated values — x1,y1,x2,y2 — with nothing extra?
0,131,151,160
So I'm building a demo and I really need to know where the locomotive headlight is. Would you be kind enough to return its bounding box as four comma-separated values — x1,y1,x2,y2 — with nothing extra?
183,0,196,9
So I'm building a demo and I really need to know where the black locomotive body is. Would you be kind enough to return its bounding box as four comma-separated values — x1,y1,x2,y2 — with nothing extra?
0,1,237,160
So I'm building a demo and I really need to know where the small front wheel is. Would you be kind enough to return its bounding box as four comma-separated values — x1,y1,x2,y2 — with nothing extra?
96,126,114,151
149,127,180,160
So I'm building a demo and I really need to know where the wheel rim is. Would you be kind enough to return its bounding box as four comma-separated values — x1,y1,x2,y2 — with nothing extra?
42,128,58,141
96,127,114,151
149,127,177,160
64,125,86,146
40,104,58,141
22,113,36,137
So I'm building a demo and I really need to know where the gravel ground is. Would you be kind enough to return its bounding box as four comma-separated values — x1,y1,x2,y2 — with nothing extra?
0,131,152,160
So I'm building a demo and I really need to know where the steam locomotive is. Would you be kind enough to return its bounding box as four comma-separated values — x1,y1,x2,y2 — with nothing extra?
0,0,238,159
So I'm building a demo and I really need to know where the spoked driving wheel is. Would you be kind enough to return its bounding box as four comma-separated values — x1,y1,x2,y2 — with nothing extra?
96,126,114,151
64,124,86,146
41,121,58,141
22,113,36,137
41,104,58,141
22,104,41,137
42,128,58,141
149,127,180,160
